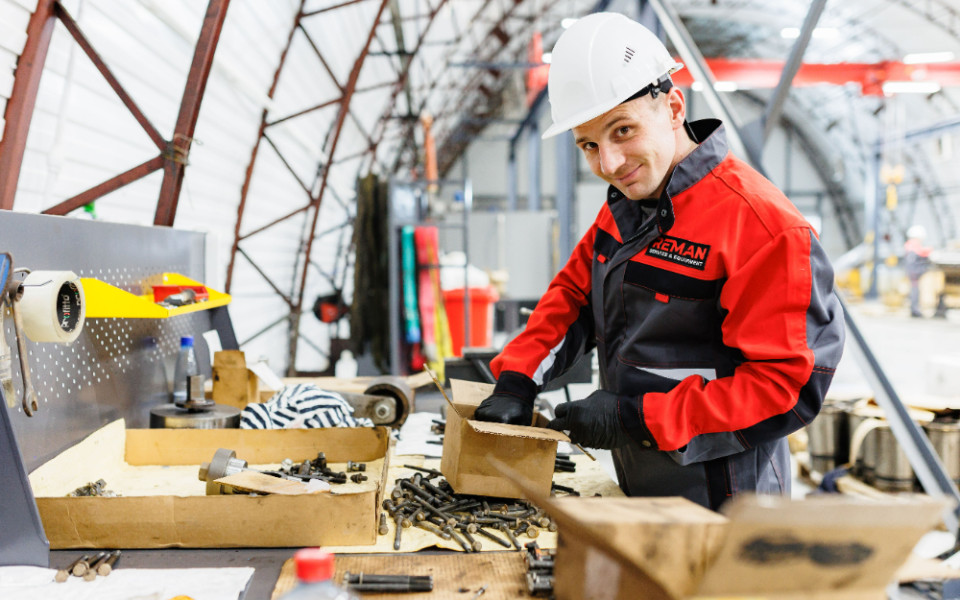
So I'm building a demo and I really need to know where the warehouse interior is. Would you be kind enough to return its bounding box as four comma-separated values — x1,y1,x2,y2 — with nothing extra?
4,0,960,598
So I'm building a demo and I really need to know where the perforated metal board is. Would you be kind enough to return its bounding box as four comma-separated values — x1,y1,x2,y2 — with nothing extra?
0,213,229,470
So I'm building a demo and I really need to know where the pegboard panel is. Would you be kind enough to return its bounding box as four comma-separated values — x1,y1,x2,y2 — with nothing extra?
0,213,225,470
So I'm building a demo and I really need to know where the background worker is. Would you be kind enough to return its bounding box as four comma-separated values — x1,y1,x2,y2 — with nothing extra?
903,225,933,318
472,13,845,510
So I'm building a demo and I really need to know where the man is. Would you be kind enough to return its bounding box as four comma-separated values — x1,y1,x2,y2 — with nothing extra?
473,12,845,510
903,225,932,318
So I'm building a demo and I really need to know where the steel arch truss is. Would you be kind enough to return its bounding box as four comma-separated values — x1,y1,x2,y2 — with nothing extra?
0,0,230,225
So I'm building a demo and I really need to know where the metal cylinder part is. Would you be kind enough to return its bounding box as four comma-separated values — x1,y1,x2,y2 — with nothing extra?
874,425,915,492
150,404,241,429
806,402,849,473
924,420,960,485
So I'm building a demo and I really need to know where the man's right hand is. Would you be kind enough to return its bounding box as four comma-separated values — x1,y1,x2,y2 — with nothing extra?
471,370,538,425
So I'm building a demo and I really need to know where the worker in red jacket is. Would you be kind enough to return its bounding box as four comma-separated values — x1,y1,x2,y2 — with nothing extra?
473,13,845,509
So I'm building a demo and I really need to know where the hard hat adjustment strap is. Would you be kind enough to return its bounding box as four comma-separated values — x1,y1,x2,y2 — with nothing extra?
621,77,673,104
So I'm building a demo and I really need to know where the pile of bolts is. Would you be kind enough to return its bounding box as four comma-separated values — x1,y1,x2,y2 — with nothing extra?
277,453,368,484
55,550,122,583
381,465,562,552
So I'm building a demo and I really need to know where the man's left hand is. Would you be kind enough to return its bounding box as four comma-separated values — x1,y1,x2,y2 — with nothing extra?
546,390,629,449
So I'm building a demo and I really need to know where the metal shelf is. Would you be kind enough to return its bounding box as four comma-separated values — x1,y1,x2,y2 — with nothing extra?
81,272,231,319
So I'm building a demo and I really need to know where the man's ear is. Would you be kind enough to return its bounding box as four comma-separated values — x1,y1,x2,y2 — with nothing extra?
667,87,686,129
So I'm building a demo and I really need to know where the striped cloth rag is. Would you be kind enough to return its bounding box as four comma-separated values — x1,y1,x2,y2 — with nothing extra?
240,383,374,429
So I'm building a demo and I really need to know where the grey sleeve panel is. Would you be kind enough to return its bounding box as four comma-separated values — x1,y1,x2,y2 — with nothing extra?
668,430,746,466
806,229,846,371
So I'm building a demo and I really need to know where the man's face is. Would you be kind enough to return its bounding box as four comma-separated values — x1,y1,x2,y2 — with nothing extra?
572,88,686,200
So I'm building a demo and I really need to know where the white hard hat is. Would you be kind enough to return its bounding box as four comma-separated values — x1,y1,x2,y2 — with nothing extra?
542,12,683,139
907,225,927,240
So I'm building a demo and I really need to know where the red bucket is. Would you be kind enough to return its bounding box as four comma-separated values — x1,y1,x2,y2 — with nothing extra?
442,286,499,357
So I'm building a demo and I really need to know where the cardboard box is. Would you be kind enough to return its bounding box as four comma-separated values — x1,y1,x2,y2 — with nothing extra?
490,456,947,600
29,420,390,549
212,350,260,409
440,379,569,498
553,497,728,599
553,494,945,600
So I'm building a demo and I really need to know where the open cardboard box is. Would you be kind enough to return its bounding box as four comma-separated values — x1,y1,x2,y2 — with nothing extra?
492,457,948,600
440,379,569,498
29,420,390,549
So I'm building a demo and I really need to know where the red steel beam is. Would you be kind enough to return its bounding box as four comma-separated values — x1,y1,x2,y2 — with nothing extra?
154,0,231,226
54,3,166,152
660,58,960,96
0,0,57,210
289,0,390,371
226,1,306,293
42,155,164,215
266,96,341,128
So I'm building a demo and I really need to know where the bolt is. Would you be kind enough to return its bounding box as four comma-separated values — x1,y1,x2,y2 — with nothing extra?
393,514,403,550
56,554,89,583
459,527,482,552
525,525,540,539
347,461,366,472
445,525,472,552
280,458,294,473
97,550,121,576
378,512,389,535
350,473,368,483
475,526,511,549
499,523,522,551
416,520,450,540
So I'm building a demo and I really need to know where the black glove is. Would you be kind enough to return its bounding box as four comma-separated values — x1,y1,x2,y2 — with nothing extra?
546,390,630,449
473,371,537,425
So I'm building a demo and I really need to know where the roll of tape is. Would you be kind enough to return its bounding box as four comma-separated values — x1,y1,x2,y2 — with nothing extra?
19,271,85,343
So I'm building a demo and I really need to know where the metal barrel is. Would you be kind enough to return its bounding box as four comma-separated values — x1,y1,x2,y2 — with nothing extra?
923,420,960,485
806,402,849,473
873,424,915,492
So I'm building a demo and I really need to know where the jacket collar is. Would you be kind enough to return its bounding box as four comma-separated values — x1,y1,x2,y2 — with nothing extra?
605,119,727,239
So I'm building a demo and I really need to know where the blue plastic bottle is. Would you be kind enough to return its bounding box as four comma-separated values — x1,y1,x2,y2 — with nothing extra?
171,336,198,405
281,549,357,599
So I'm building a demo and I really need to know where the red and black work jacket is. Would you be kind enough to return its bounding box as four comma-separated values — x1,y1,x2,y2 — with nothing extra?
491,119,845,507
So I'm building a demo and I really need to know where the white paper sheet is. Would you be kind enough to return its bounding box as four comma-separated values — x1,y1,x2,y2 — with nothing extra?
0,566,254,600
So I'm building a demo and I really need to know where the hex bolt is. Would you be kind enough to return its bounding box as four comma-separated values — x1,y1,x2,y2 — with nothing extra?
548,522,558,532
72,551,105,577
527,572,555,596
378,512,389,535
413,496,456,525
499,523,522,551
313,452,327,470
525,524,540,539
475,526,512,549
56,554,90,583
297,460,311,476
383,498,398,516
417,520,451,540
445,525,473,552
83,553,110,582
460,528,482,552
400,517,413,529
421,479,455,503
537,516,550,528
400,479,439,505
280,458,293,473
393,514,403,550
77,551,108,580
97,550,121,576
402,464,443,478
412,508,425,522
350,473,368,483
347,461,366,472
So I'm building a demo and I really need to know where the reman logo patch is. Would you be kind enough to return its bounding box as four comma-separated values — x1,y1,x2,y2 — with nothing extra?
646,235,710,270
